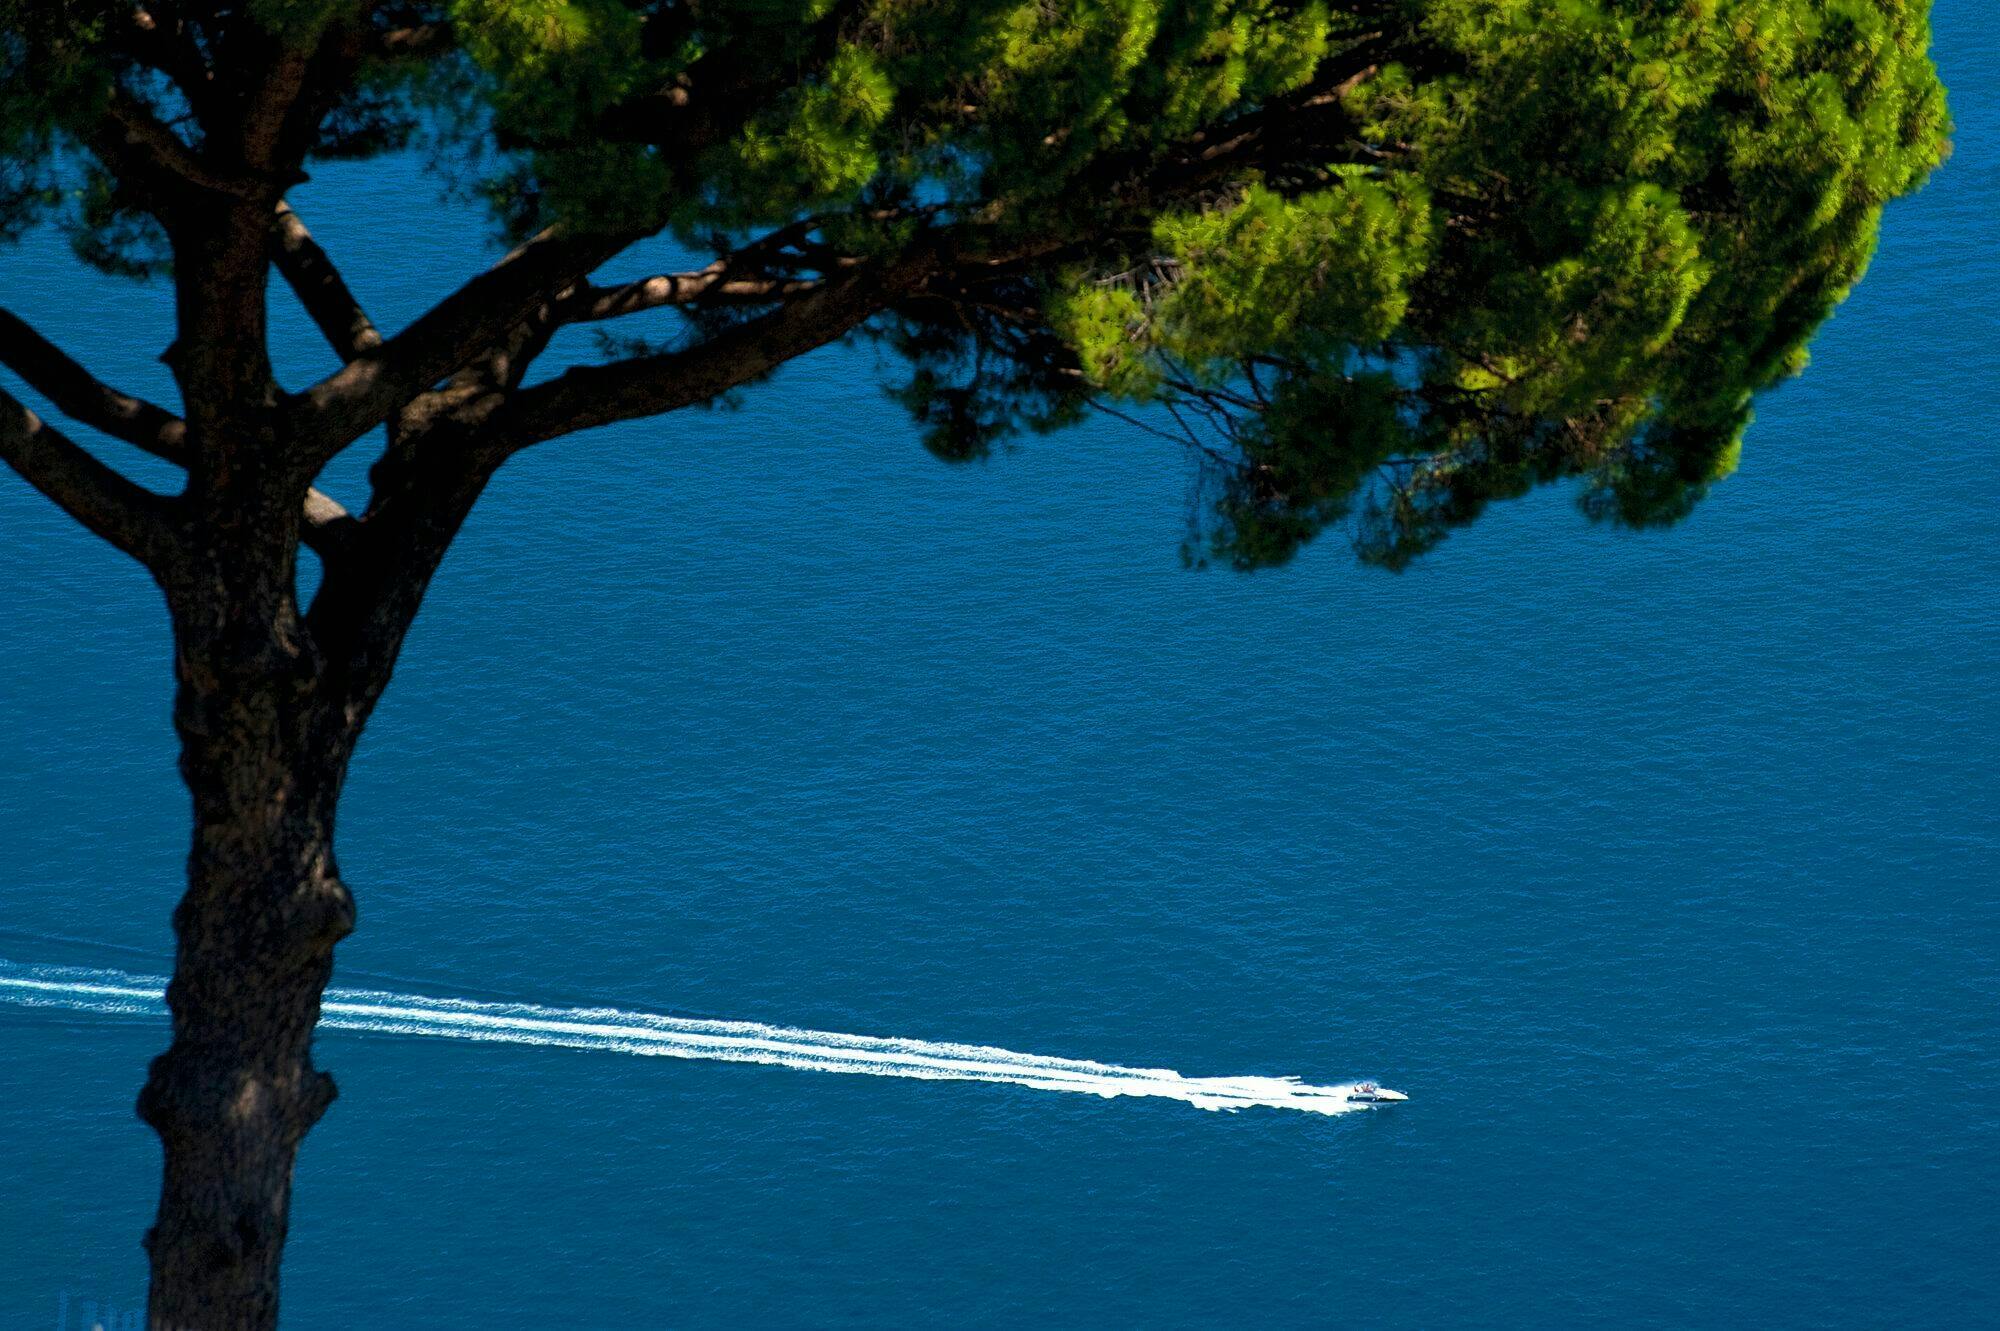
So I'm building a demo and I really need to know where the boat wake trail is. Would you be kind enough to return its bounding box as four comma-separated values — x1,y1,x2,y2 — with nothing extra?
0,960,1365,1116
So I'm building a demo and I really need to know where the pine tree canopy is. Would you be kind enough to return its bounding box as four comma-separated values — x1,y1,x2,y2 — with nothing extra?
2,0,1948,567
0,11,1956,1322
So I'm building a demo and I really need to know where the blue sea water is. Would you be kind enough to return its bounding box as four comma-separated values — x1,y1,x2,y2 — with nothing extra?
3,8,1996,1327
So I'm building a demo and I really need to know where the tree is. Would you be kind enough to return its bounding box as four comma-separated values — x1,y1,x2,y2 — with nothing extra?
0,1,1945,1325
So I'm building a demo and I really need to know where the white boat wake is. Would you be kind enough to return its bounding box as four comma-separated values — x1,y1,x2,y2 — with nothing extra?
0,960,1369,1116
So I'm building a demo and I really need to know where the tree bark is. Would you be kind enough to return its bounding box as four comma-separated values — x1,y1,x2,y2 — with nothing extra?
139,517,359,1331
131,404,497,1326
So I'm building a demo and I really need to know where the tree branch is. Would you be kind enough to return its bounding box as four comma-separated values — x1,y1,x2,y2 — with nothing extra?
0,307,186,459
289,227,642,466
549,217,834,324
237,44,317,175
311,42,1382,477
556,267,826,322
94,85,266,206
496,263,926,450
270,202,383,362
304,426,505,719
495,220,1077,450
0,307,352,555
300,484,361,558
122,6,219,124
0,386,176,568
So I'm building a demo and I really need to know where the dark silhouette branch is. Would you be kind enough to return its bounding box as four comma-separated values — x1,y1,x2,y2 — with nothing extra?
121,6,219,123
0,307,186,458
500,219,1078,450
558,267,828,322
290,226,643,465
350,44,882,469
270,201,383,362
0,385,175,567
234,42,316,174
289,33,894,462
550,217,838,324
307,424,512,718
497,264,925,450
95,85,265,209
0,306,351,554
300,485,362,557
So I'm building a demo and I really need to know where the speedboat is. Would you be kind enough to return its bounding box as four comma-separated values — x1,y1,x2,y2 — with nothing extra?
1346,1080,1408,1104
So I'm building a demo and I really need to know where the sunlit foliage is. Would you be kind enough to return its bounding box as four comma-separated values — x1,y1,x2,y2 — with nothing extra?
1,0,1948,567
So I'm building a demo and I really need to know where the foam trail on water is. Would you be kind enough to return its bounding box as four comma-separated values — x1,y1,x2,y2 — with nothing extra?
0,961,1365,1116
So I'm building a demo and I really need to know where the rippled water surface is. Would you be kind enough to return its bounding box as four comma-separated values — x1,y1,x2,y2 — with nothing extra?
3,8,1995,1327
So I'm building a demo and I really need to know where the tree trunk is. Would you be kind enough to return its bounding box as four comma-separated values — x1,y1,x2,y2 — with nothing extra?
140,546,359,1331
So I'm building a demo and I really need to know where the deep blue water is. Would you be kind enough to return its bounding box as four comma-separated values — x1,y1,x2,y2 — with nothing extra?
3,10,1996,1327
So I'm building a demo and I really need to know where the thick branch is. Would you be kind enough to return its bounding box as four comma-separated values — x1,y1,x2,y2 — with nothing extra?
305,425,506,718
549,218,833,325
497,264,925,450
557,267,826,322
0,307,351,554
94,86,265,208
0,307,186,458
475,42,1386,451
499,221,1076,449
290,227,641,465
0,386,175,567
236,46,315,174
300,486,361,557
270,202,383,362
276,30,1387,594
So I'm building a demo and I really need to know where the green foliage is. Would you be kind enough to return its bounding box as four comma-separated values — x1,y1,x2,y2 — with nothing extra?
451,0,651,137
1150,176,1433,372
68,166,171,279
705,45,897,224
0,1,116,240
246,0,350,43
0,0,1949,567
1184,0,1949,566
1205,371,1408,568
